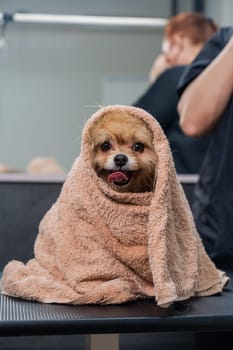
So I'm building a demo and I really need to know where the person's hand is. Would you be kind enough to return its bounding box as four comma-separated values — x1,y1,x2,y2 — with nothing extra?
149,53,172,83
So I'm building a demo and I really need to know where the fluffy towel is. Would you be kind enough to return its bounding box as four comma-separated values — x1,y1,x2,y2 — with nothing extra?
1,105,229,308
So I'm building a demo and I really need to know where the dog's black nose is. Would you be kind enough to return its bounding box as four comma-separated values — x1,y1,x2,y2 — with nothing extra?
114,154,128,167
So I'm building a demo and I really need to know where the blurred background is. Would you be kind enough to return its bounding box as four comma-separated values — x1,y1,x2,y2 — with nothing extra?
0,0,232,171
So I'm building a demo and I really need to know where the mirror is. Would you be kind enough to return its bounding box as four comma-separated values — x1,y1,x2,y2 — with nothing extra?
0,0,172,173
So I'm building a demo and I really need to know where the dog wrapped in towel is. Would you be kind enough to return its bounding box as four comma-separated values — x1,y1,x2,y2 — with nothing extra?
1,105,229,308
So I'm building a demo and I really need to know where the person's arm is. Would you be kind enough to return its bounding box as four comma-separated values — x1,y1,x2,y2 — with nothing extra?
149,53,172,83
178,36,233,136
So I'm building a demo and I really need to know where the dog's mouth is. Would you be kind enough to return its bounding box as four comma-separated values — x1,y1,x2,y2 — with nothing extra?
107,171,135,187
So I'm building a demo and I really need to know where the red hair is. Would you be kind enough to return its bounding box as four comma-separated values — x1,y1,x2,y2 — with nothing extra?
165,12,218,44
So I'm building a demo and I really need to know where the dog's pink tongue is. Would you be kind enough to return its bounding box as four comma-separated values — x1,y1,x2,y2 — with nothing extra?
108,171,128,183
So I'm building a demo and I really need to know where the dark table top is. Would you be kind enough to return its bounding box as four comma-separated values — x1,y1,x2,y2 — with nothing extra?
0,270,233,337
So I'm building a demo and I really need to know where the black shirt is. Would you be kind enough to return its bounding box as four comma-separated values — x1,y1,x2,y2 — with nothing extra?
133,66,210,174
178,27,233,265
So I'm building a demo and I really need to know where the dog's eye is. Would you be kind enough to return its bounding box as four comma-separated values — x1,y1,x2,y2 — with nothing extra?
132,143,144,152
100,141,111,152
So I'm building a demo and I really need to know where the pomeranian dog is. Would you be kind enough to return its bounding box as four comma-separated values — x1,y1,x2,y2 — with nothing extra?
89,111,158,193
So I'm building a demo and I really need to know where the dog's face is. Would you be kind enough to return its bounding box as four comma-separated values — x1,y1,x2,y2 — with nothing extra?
89,111,158,193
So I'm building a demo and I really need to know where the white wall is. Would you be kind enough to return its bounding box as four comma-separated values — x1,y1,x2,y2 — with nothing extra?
0,0,231,171
206,0,233,26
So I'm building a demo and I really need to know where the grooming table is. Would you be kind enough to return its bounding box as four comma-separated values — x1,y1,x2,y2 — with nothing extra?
0,270,233,350
2,173,232,349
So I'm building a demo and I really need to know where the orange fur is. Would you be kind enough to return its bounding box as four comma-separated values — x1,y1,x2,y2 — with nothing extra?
89,111,158,193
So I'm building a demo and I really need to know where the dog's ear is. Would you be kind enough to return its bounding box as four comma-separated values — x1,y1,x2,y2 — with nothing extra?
89,139,96,152
86,128,96,152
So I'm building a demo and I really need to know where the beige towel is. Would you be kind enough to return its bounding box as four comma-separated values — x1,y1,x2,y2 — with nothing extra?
1,105,229,308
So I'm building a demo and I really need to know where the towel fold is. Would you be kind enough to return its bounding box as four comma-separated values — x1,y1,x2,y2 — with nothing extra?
1,105,229,307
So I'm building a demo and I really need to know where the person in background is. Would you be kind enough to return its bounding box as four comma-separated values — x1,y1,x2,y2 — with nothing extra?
178,27,233,267
133,12,218,174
